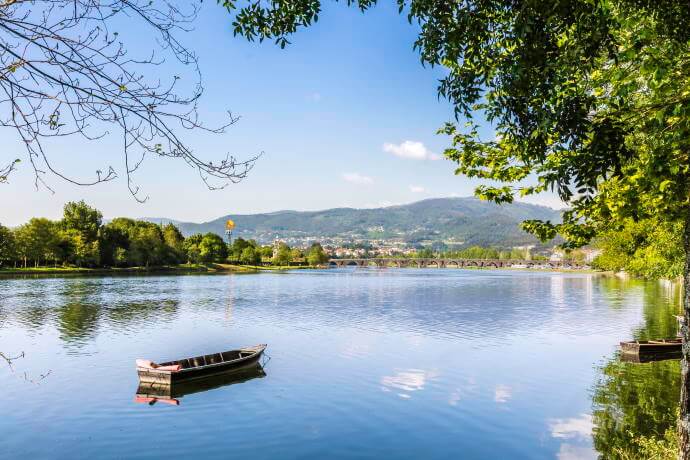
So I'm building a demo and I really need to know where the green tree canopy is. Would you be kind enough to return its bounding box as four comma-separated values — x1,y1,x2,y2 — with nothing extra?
240,246,261,265
199,233,228,263
273,242,292,266
307,243,329,266
14,218,62,267
593,218,684,279
62,201,102,242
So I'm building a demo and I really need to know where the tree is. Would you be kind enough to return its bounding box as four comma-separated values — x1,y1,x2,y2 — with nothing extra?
162,223,186,264
103,218,167,267
593,218,684,279
14,218,62,267
99,224,130,267
0,223,16,267
229,237,252,260
199,233,228,263
273,242,291,266
260,246,274,260
415,248,434,259
183,234,204,264
63,229,100,267
127,223,167,267
226,2,690,454
62,201,102,242
240,246,261,265
290,248,303,262
0,0,258,197
307,243,329,266
61,201,102,266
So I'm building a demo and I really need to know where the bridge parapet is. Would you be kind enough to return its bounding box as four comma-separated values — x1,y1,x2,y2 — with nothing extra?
327,258,586,270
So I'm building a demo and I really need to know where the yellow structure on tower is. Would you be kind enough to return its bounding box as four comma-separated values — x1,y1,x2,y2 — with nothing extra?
225,219,235,243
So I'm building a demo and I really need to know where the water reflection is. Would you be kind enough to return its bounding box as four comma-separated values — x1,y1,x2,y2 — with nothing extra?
135,364,266,406
57,303,101,346
550,414,593,440
493,384,512,404
380,369,439,399
591,278,681,459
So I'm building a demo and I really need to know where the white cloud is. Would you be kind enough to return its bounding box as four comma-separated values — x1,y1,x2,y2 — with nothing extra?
494,384,512,403
342,172,374,185
409,185,426,193
549,414,593,440
383,140,440,160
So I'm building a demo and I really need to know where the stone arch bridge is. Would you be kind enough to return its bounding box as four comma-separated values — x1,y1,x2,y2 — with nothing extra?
328,258,585,270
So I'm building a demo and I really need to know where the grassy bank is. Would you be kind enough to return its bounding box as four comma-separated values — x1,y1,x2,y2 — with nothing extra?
0,264,224,276
216,263,316,271
0,263,320,276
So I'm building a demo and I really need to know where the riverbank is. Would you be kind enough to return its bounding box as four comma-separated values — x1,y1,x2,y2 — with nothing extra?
0,264,604,277
0,263,319,277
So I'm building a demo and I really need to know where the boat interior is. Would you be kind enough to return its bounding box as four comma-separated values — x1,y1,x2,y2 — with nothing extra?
159,348,259,369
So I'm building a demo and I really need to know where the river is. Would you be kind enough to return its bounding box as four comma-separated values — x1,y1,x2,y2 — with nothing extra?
0,269,681,459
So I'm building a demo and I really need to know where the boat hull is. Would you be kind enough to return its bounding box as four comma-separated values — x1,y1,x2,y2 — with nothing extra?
619,339,682,355
137,344,266,385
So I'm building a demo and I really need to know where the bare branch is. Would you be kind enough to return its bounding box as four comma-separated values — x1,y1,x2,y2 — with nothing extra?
0,0,258,196
1,350,52,385
0,350,24,368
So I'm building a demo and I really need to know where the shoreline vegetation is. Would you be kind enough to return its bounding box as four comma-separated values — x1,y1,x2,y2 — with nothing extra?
0,201,331,272
0,262,609,278
0,263,315,276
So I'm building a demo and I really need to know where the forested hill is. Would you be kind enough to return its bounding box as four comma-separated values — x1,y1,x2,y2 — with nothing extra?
145,197,562,247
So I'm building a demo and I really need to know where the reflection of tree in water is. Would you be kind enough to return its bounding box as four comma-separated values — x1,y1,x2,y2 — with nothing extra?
633,281,682,340
104,299,179,329
592,359,679,458
57,302,101,346
592,280,681,458
15,307,51,330
57,299,180,347
0,305,7,329
56,279,102,346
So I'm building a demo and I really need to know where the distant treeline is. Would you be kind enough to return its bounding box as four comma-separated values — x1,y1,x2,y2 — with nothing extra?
0,201,329,268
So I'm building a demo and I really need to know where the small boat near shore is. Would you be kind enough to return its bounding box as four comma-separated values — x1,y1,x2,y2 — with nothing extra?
619,338,682,355
136,344,267,384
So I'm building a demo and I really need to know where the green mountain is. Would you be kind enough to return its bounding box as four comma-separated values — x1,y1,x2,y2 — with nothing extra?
146,197,562,247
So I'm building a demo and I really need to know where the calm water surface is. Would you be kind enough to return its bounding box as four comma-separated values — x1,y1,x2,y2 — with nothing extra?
0,269,681,459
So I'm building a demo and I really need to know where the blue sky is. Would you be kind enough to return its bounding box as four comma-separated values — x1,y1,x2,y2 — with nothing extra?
1,2,561,226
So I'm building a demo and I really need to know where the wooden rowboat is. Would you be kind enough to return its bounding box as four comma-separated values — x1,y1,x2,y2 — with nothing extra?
136,344,267,384
135,363,266,406
619,338,682,355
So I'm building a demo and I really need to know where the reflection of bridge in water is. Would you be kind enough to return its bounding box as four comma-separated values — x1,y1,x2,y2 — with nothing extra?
328,258,586,269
